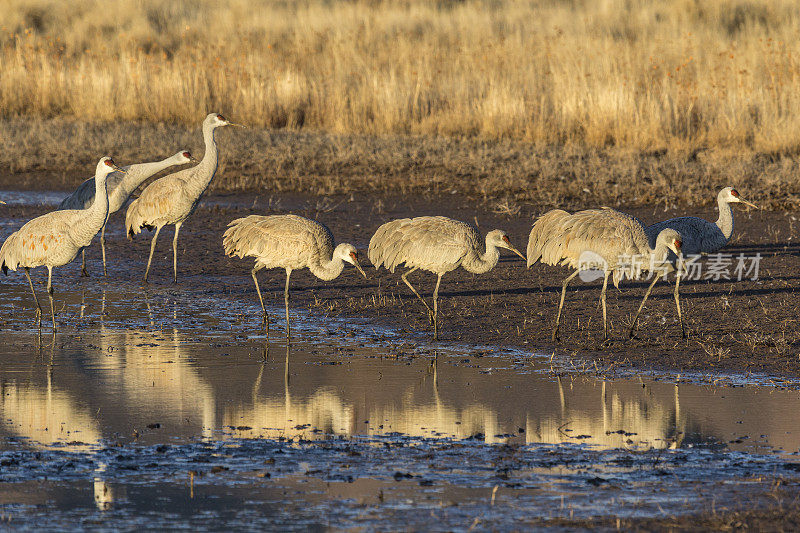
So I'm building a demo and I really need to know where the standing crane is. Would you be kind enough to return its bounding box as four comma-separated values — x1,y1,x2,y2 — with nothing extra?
368,216,526,340
526,208,683,341
645,186,756,255
125,113,241,283
0,157,124,331
59,150,196,276
222,214,366,338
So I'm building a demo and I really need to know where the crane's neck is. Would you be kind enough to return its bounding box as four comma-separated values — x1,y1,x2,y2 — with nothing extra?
185,123,220,198
648,239,674,268
71,174,109,245
114,158,181,207
309,250,346,281
715,193,734,241
462,238,500,274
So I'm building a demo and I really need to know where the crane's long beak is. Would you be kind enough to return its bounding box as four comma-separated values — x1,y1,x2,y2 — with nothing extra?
113,165,127,174
507,244,527,262
227,122,246,128
350,252,367,278
354,261,367,279
741,199,757,209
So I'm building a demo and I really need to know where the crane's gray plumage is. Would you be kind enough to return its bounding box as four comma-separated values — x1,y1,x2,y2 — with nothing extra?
527,207,684,340
126,113,241,283
368,216,526,339
223,214,366,337
59,150,195,276
0,157,124,332
645,186,756,256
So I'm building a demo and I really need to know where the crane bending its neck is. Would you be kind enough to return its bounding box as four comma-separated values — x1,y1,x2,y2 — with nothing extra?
462,236,500,274
309,244,349,281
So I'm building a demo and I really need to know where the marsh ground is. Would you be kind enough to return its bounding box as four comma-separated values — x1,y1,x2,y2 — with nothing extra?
2,188,798,380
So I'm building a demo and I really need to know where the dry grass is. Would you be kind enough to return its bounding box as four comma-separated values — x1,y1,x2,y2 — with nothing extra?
3,0,800,154
3,118,800,209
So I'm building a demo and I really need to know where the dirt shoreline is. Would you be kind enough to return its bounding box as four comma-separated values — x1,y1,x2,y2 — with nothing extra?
2,190,800,380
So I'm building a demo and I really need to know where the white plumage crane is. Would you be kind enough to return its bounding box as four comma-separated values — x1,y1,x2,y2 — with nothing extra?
645,186,756,256
126,113,241,283
368,216,526,340
0,157,124,331
59,150,196,276
222,214,366,338
526,207,683,341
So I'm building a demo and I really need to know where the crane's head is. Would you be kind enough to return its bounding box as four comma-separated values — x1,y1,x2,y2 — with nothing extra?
487,230,526,261
656,228,682,256
175,150,198,164
721,186,757,209
205,112,245,129
96,157,125,178
335,243,367,278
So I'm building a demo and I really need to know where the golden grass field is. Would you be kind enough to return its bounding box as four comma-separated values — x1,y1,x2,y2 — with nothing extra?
2,0,800,205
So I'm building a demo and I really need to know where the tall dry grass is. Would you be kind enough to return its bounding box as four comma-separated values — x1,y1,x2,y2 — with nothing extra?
2,0,800,153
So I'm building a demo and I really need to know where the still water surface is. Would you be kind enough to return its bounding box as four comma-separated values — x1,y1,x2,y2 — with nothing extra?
1,277,799,528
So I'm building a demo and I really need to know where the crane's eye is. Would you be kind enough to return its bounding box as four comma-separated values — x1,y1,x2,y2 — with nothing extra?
502,235,510,243
183,151,191,158
675,240,682,249
104,159,114,167
217,114,226,121
731,189,739,197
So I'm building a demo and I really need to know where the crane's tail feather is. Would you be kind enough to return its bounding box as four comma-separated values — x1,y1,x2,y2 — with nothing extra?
125,198,145,239
0,231,21,274
526,209,572,267
368,219,413,272
222,215,273,260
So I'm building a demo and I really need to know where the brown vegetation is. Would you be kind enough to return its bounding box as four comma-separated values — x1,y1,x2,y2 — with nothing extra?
2,118,800,210
3,0,800,154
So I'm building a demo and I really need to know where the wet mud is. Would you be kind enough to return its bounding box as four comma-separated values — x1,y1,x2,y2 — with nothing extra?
2,190,798,379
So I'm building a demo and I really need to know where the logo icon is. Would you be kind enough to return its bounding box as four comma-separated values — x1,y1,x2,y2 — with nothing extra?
578,250,607,282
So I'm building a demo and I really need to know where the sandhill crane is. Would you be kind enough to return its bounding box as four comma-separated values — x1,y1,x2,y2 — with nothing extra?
222,214,366,338
0,157,124,331
126,113,242,283
368,216,525,340
59,150,196,276
645,186,756,256
526,207,683,341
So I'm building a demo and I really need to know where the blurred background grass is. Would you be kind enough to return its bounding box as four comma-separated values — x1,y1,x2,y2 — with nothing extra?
2,0,799,206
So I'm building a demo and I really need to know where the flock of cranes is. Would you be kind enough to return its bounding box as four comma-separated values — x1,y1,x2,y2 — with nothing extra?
0,112,757,342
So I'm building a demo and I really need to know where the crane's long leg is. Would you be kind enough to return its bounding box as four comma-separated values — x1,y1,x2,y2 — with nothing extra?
553,270,580,343
251,266,269,337
143,226,162,284
432,273,443,341
101,224,107,277
401,267,434,322
80,249,89,277
600,270,610,340
674,261,686,339
284,268,292,340
24,268,42,327
46,266,56,333
629,275,660,338
172,222,182,284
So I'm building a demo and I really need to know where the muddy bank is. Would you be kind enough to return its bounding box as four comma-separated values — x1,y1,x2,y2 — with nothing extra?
1,191,799,379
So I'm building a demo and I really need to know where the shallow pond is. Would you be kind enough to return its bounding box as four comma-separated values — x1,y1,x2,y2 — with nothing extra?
0,278,799,529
